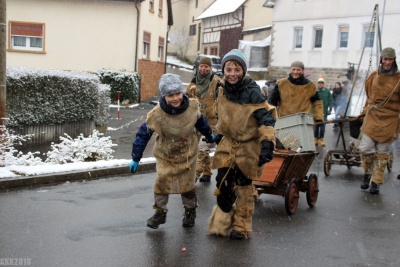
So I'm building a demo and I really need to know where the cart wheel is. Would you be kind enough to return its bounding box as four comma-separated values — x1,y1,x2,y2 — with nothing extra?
324,151,332,176
306,174,319,207
387,154,393,172
285,178,299,215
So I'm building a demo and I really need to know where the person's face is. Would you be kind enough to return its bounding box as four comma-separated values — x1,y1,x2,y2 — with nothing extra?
223,61,244,85
165,92,183,107
381,58,395,71
335,83,341,88
318,82,324,89
290,67,303,79
198,64,211,75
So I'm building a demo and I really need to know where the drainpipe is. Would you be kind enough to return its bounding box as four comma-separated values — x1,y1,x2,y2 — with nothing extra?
134,1,141,102
0,0,6,126
164,25,170,73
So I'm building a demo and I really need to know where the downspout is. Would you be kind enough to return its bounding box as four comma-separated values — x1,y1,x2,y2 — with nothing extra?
134,1,141,102
166,0,173,73
164,25,170,73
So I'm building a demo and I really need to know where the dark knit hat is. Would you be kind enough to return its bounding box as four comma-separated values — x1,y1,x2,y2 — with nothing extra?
222,49,247,73
158,73,184,97
199,56,212,67
291,61,304,70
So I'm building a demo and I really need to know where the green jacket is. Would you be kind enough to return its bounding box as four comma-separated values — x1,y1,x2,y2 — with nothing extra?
317,87,333,116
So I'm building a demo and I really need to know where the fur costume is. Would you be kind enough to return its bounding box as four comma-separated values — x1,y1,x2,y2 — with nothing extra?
146,98,200,194
276,78,324,120
361,70,400,143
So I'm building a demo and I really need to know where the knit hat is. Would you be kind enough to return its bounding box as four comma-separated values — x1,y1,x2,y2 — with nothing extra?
199,56,212,67
158,73,184,97
317,77,325,83
222,49,247,73
291,61,304,70
381,47,396,59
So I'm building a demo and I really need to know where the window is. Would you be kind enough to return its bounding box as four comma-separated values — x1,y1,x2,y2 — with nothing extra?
149,0,154,12
313,27,323,48
363,24,375,48
210,47,218,56
338,26,349,48
158,37,164,61
143,32,151,59
9,21,45,53
189,25,196,36
293,27,303,49
204,48,208,54
158,0,163,16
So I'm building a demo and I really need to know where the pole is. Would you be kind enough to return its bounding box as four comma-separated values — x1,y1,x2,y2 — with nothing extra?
117,91,121,120
0,0,6,126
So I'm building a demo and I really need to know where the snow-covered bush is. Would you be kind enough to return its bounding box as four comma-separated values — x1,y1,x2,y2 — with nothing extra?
6,67,110,128
0,125,43,167
46,130,117,164
97,69,140,104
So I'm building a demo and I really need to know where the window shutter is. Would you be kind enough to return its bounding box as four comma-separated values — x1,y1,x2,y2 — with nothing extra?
11,23,43,37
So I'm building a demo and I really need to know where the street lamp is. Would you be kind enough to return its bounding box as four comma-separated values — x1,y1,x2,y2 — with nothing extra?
263,0,276,8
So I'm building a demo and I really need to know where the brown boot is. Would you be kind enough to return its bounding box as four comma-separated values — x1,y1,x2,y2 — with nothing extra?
318,138,325,147
369,153,390,194
314,138,319,146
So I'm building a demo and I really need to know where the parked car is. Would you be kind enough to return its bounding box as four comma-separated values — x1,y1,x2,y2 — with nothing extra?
193,55,223,77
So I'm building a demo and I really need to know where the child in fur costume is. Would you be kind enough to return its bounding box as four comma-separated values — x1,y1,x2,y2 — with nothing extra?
208,49,276,240
129,73,214,229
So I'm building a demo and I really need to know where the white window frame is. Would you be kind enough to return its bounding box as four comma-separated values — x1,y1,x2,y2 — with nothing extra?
9,21,45,53
313,26,323,49
143,42,150,59
338,25,349,49
293,27,303,49
362,24,375,49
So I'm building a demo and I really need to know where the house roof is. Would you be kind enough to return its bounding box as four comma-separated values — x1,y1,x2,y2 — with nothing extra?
196,0,246,20
242,25,272,35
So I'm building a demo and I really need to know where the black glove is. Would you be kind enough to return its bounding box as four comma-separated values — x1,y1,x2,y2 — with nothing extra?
315,120,323,125
258,140,274,166
214,134,223,145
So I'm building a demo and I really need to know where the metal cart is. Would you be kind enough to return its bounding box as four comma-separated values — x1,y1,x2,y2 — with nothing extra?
253,149,319,215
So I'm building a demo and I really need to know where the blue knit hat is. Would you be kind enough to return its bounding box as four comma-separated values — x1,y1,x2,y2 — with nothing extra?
222,49,247,73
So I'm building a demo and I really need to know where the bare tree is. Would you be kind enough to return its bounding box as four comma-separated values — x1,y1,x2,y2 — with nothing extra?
169,26,192,59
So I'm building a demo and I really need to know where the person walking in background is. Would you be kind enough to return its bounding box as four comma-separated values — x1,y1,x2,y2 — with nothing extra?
186,56,222,183
208,49,276,240
129,73,214,229
314,77,333,147
332,82,343,128
268,61,323,120
358,47,400,194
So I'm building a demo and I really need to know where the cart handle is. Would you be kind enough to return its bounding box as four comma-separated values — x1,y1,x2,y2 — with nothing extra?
314,115,364,125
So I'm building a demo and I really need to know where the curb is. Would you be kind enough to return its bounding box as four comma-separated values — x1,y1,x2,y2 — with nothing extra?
0,162,156,191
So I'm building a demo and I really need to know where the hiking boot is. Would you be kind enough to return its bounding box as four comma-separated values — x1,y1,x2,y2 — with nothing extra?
369,182,380,194
199,175,211,182
360,174,370,190
318,138,325,147
182,207,196,227
229,230,245,240
314,138,319,146
147,209,166,229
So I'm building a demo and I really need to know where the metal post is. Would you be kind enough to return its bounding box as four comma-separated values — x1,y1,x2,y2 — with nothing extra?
117,91,121,120
0,0,6,126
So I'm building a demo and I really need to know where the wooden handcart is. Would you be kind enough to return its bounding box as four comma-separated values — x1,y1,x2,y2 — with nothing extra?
253,149,319,215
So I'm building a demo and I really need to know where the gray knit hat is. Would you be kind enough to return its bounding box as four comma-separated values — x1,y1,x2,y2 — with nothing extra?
291,61,304,70
381,47,396,59
158,73,184,97
222,49,247,73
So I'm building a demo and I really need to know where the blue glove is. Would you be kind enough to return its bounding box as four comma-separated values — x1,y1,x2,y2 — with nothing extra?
258,140,274,166
214,134,223,145
129,160,139,173
206,133,215,143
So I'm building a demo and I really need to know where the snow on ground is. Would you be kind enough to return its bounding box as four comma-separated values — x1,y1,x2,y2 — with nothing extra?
166,55,193,72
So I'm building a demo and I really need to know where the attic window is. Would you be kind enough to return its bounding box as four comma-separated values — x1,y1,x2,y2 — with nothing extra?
9,21,45,53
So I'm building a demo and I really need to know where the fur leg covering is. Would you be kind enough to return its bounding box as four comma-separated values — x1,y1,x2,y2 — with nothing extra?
208,205,233,237
371,153,390,184
361,153,375,174
231,184,257,239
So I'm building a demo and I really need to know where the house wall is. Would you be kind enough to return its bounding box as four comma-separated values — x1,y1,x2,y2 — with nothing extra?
269,0,400,85
7,0,137,72
243,0,273,32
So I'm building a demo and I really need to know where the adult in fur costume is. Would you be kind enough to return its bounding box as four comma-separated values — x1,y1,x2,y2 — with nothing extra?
208,49,276,240
268,61,324,121
129,74,214,229
186,56,222,183
358,47,400,194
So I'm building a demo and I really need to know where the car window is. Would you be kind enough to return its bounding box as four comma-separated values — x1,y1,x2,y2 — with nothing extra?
212,58,221,64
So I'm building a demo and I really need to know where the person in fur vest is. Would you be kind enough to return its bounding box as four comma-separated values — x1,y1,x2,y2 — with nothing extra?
208,49,276,240
268,61,324,122
129,73,214,229
186,56,222,183
358,47,400,194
